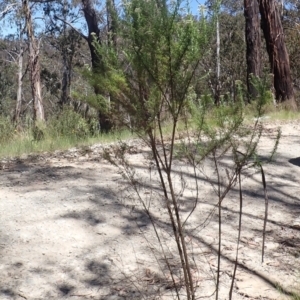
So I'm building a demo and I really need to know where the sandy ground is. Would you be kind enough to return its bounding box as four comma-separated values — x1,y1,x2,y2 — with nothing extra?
0,119,300,300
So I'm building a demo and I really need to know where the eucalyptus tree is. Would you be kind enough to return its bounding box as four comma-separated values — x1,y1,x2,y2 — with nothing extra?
258,0,296,109
80,0,118,132
22,0,45,121
43,0,83,107
0,0,45,122
14,22,25,123
106,0,117,47
244,0,261,101
204,0,247,102
48,0,117,131
282,0,300,91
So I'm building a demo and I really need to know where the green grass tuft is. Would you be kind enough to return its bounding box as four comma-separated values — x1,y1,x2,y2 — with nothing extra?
0,128,134,160
267,109,300,121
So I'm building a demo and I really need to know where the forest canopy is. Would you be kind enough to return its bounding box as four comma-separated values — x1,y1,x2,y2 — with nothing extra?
0,0,298,132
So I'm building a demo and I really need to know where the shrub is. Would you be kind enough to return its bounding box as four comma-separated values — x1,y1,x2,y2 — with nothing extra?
0,116,14,143
47,108,90,139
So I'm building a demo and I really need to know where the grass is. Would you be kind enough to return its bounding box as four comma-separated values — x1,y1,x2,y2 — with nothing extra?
244,101,300,122
277,284,300,300
0,128,134,160
0,103,299,161
275,273,300,300
267,109,300,121
292,294,300,300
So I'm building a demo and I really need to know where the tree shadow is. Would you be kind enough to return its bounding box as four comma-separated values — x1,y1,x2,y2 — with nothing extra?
289,157,300,167
61,209,104,226
1,144,299,299
58,283,75,296
0,288,16,298
85,261,110,287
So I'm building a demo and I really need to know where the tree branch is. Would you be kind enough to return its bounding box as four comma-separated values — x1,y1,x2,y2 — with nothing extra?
54,15,88,41
0,3,19,19
29,0,56,2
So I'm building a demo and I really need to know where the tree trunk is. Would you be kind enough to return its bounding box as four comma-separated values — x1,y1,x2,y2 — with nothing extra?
244,0,261,101
258,0,296,109
82,0,113,132
106,0,117,48
23,0,45,122
81,0,103,70
60,44,71,106
14,39,24,124
60,0,71,107
215,15,221,105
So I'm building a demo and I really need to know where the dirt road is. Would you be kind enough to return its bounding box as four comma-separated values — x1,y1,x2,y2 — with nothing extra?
0,120,300,300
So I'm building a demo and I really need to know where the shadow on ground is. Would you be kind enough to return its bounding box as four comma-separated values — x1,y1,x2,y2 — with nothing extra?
1,147,299,299
289,157,300,167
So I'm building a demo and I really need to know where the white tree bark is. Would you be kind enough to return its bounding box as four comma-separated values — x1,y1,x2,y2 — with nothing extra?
14,38,24,123
22,0,45,122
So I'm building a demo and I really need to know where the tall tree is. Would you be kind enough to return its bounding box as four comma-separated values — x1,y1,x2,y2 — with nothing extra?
282,0,300,91
81,0,112,132
47,0,111,130
81,0,102,70
22,0,45,121
204,0,247,102
14,23,25,123
244,0,261,100
60,0,71,106
258,0,296,108
43,1,83,107
106,0,117,47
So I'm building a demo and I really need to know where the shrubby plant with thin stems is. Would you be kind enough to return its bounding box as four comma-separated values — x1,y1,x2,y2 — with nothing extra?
87,0,280,299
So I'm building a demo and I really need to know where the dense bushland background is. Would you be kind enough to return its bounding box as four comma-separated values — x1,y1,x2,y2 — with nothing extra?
0,0,299,151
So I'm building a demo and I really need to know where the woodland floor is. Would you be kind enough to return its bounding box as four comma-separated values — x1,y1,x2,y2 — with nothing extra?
0,119,300,300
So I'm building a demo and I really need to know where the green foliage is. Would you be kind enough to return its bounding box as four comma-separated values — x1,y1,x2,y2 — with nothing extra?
0,64,15,115
32,125,45,141
0,116,15,143
72,88,110,115
292,292,300,300
47,107,90,139
176,79,276,164
41,68,61,96
250,75,274,114
84,0,215,132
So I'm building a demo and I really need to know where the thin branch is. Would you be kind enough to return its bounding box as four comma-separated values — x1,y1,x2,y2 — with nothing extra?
54,15,88,41
0,3,18,19
29,0,56,2
213,150,221,300
260,163,269,263
229,169,243,300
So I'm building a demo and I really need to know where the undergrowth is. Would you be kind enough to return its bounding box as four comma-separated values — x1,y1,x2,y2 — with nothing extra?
0,104,298,160
0,108,133,159
244,101,300,121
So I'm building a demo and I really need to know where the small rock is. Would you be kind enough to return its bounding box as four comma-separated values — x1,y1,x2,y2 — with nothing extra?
265,260,280,267
292,217,300,229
